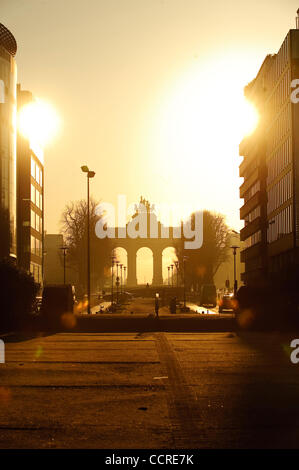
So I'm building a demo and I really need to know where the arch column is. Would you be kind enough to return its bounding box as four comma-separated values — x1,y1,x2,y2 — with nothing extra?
127,247,137,287
152,248,163,286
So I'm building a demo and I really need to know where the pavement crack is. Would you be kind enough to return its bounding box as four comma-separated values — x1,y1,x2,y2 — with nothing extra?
154,332,205,447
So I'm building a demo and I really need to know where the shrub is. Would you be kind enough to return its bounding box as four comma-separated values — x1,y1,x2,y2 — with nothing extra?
0,260,39,330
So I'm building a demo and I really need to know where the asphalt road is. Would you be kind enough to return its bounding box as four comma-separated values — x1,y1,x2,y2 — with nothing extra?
0,330,299,448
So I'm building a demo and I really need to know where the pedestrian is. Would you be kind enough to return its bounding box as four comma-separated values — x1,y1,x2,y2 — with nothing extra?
155,296,159,318
170,297,176,314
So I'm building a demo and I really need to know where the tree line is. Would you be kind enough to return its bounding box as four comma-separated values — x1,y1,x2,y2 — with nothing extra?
60,199,230,294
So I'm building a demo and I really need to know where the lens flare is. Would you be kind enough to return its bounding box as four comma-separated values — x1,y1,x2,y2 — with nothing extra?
18,99,60,148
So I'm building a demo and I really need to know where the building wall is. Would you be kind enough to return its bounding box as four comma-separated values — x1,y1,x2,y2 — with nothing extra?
239,29,299,285
0,24,17,260
17,85,44,284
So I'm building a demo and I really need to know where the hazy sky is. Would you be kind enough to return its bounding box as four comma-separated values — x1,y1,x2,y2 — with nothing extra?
2,0,299,236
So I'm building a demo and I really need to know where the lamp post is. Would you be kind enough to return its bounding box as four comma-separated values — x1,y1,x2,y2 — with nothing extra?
81,165,95,314
111,253,115,309
116,261,120,304
60,245,68,284
183,256,188,309
120,264,123,295
231,245,239,297
167,266,170,286
171,264,174,288
123,266,127,290
174,260,179,296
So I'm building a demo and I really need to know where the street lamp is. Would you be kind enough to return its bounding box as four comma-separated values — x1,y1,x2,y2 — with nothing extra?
171,264,174,288
111,253,115,309
167,266,170,287
123,266,127,289
116,261,120,304
60,245,68,284
174,260,179,295
120,264,123,295
231,245,240,297
183,256,188,309
81,165,95,314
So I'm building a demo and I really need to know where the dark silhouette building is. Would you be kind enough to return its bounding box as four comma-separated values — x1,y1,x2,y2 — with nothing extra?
17,85,44,285
239,24,299,287
0,23,17,261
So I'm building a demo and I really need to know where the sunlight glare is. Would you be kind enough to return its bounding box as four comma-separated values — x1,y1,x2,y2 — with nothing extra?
18,99,60,148
150,51,260,227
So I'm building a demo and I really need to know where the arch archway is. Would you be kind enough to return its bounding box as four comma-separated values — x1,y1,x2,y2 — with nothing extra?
136,247,153,285
113,247,128,288
162,247,178,286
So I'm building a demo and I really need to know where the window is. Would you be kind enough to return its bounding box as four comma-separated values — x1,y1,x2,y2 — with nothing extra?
244,181,260,204
244,230,261,249
31,235,35,254
31,184,35,205
31,210,35,229
31,159,35,178
267,204,293,243
267,170,292,215
244,206,261,225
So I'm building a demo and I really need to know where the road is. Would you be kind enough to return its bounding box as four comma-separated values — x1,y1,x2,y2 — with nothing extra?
1,329,299,448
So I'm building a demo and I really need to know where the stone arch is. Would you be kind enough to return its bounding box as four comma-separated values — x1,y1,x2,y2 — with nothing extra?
162,246,178,286
109,236,179,288
113,247,128,288
136,246,153,285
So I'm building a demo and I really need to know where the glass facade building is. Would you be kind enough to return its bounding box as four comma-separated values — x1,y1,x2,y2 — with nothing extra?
17,85,44,285
239,29,299,284
0,23,17,260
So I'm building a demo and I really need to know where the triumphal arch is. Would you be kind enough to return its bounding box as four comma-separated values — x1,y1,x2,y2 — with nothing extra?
110,198,181,287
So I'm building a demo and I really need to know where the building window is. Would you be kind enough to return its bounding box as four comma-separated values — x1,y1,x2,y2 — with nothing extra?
244,206,261,225
244,181,260,204
267,170,292,215
244,230,261,249
31,159,35,178
267,204,293,243
31,184,35,205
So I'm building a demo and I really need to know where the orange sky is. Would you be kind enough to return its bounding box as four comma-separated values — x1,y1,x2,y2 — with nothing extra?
2,0,299,238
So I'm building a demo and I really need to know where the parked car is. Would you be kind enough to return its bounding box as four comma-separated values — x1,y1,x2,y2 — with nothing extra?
41,284,76,326
200,284,217,308
218,293,234,313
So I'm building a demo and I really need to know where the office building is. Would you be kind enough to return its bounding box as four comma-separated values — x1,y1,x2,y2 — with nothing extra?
239,23,299,286
17,85,44,284
0,23,17,261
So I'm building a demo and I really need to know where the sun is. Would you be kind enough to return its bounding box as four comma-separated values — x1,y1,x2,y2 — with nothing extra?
18,99,60,148
148,51,260,223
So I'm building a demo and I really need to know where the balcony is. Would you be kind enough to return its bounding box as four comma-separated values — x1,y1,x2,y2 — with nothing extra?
239,168,259,199
240,191,261,220
240,217,262,242
240,242,263,263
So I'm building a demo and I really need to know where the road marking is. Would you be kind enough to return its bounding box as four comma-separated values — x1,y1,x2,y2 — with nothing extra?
154,332,204,447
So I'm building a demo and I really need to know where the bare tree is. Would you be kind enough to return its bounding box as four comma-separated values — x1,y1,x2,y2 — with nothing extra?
177,210,230,290
60,198,111,295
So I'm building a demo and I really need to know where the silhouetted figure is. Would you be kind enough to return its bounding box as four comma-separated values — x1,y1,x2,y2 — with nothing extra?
155,297,159,318
170,297,176,314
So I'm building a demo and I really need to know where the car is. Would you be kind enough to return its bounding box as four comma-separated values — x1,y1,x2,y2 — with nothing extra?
218,294,234,313
41,284,76,325
200,284,217,308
